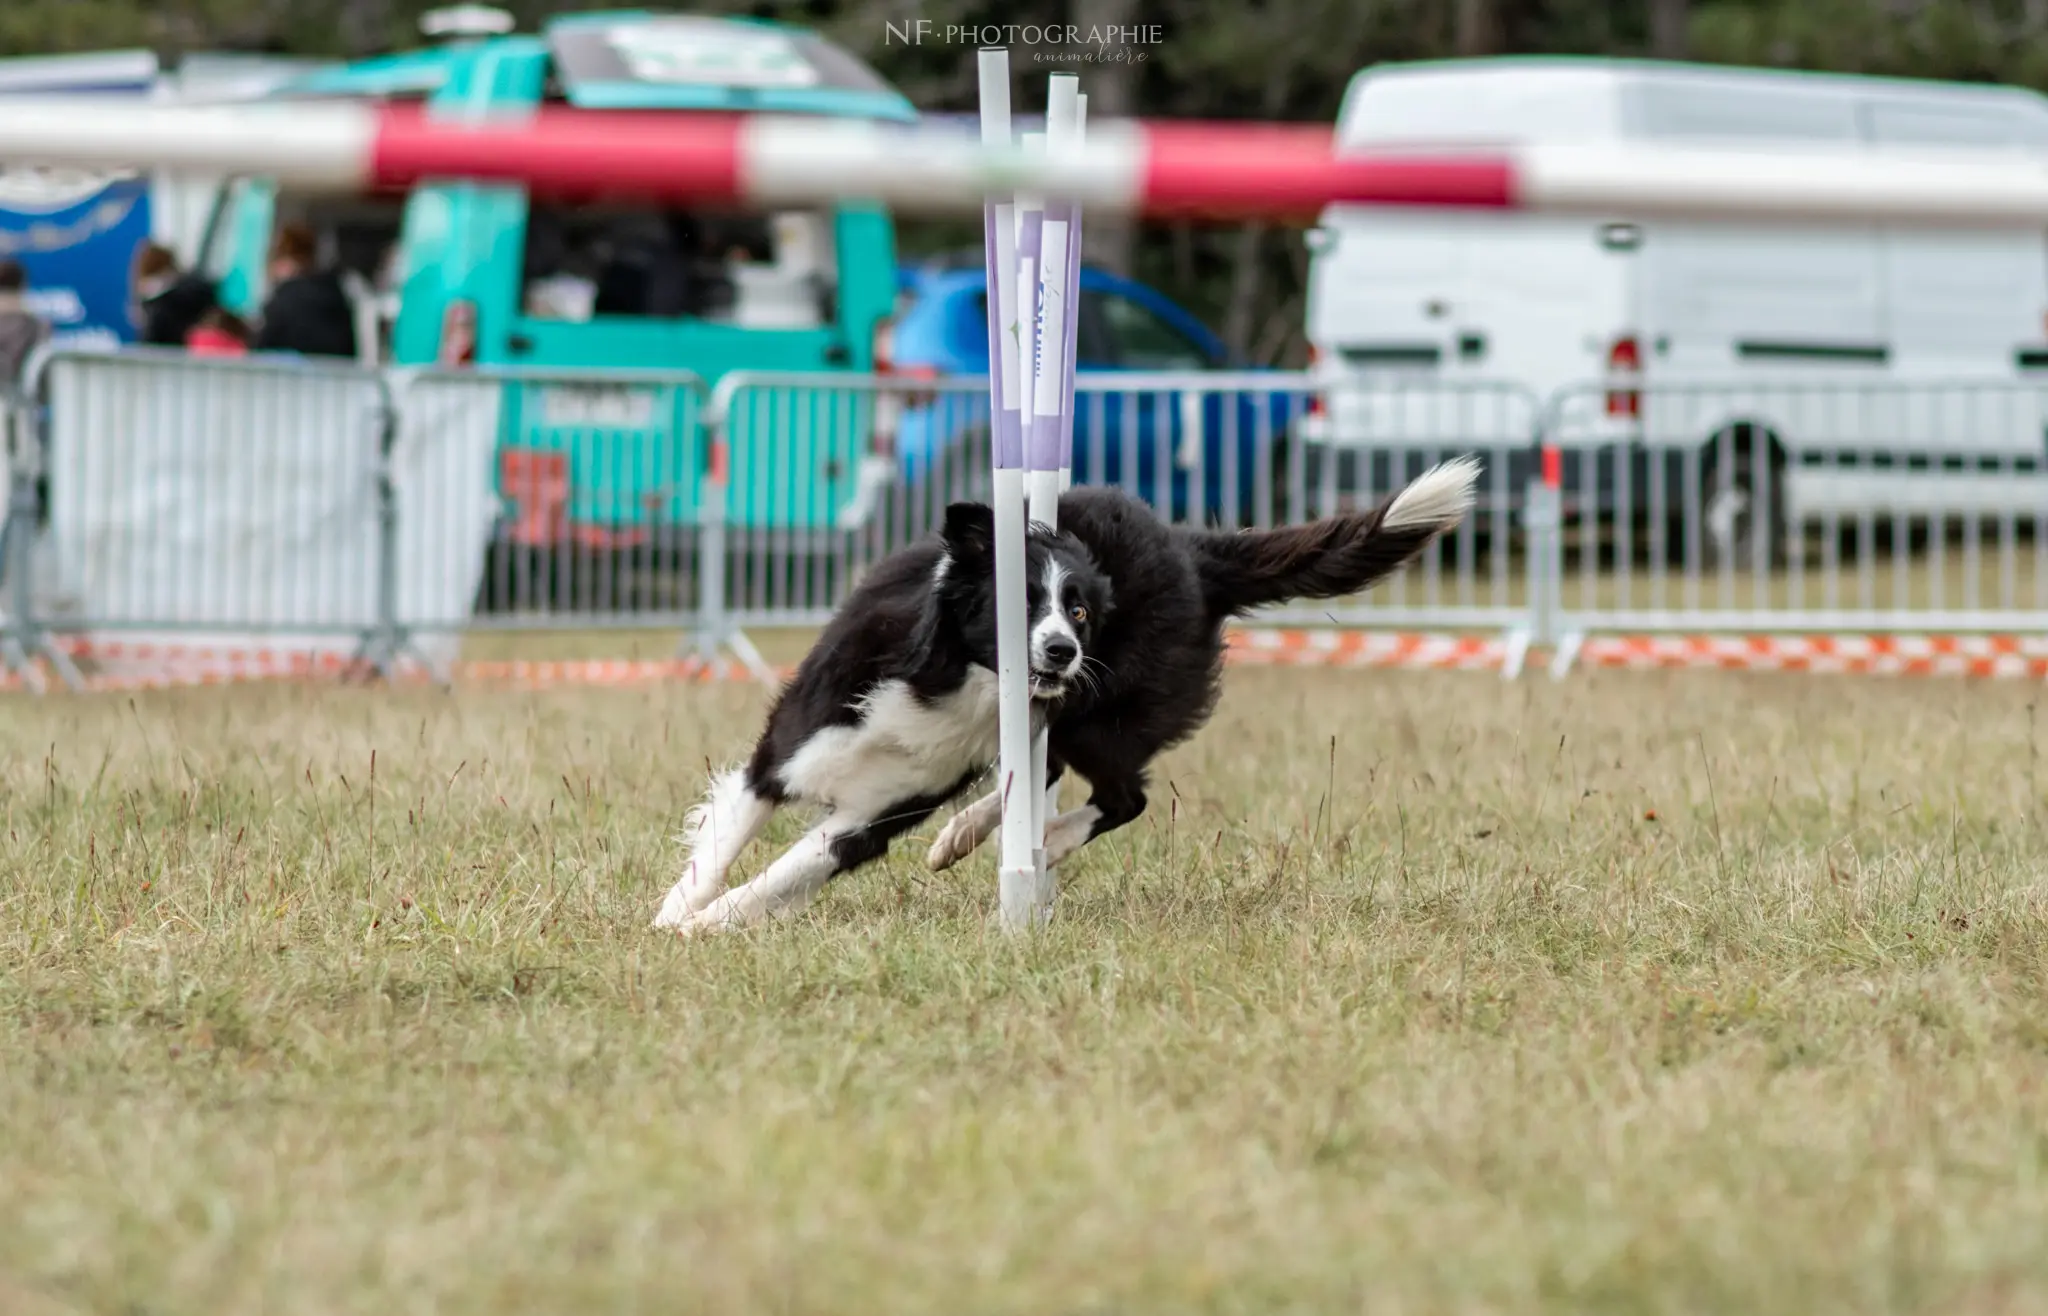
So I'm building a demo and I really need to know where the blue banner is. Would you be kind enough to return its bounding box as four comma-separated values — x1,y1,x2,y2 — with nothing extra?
0,168,153,349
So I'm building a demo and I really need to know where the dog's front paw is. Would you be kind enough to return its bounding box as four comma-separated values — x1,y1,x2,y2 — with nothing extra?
651,882,701,931
656,905,713,938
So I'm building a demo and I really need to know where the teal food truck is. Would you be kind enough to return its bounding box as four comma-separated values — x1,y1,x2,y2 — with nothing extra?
194,9,914,578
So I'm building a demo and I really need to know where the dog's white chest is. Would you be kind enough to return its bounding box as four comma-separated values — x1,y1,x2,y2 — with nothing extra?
776,670,1001,814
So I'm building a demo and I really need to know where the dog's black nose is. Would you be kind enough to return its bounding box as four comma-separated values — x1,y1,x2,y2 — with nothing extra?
1042,637,1079,668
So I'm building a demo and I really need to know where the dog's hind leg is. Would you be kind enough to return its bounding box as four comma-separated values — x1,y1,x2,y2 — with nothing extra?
653,767,776,929
668,814,851,935
671,780,968,937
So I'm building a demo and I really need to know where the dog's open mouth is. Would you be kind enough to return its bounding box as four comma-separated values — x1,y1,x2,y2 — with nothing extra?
1028,669,1068,699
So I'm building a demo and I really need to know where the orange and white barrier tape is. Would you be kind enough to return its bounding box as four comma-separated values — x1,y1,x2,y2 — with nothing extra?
1225,628,1506,671
452,658,783,688
1576,632,2048,679
12,630,2048,693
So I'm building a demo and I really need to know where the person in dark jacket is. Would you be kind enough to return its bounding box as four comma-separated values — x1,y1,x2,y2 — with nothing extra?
253,222,357,359
131,242,217,348
0,258,48,387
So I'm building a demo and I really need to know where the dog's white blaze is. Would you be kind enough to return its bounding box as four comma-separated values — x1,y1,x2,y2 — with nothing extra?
775,668,1001,819
1381,455,1482,533
1029,557,1080,673
654,766,774,928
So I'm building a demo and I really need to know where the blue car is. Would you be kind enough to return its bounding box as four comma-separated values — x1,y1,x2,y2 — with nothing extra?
875,263,1308,523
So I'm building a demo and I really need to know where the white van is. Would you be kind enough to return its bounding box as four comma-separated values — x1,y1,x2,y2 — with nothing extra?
1300,57,2048,559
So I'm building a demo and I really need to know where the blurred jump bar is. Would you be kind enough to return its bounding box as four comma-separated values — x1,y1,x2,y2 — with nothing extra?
0,94,2046,224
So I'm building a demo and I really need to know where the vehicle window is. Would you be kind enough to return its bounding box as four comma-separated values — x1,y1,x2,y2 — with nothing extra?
518,201,836,328
1635,82,1860,144
198,178,256,282
271,191,408,282
972,290,1115,367
1074,290,1115,366
1863,99,2043,150
1091,290,1213,370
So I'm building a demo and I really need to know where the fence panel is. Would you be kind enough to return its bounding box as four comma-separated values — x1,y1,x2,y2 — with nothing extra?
713,372,993,626
35,349,390,643
1262,372,1542,629
391,367,709,628
709,369,1542,634
0,376,49,685
1544,377,2048,634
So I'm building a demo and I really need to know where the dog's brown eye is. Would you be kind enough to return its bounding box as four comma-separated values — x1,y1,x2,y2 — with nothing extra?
1069,604,1088,624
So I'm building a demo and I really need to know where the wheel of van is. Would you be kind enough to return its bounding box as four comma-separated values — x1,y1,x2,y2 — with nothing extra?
1700,432,1787,569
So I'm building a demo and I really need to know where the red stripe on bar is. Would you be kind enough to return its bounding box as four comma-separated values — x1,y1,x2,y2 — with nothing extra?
1139,122,1518,219
368,104,745,202
1541,445,1563,489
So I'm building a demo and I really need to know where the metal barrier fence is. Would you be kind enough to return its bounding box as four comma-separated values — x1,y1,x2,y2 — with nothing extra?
393,366,710,628
6,349,2048,692
1539,377,2048,662
709,370,1543,635
38,350,390,635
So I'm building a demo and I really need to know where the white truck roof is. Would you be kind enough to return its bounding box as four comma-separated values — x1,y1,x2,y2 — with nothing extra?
1336,57,2048,153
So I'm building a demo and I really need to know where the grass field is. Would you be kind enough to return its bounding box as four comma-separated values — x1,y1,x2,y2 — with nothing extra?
4,665,2048,1314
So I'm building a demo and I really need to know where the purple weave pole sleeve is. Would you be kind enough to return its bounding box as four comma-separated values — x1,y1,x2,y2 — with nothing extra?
982,201,1024,471
1018,205,1062,475
1058,199,1082,476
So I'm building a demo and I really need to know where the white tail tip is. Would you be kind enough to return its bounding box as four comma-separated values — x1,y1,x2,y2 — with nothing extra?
1381,455,1482,533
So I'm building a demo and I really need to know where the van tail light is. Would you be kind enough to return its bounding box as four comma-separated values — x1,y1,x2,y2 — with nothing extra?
499,447,568,547
872,317,896,374
438,299,477,368
872,315,937,418
1306,342,1325,418
1605,334,1641,418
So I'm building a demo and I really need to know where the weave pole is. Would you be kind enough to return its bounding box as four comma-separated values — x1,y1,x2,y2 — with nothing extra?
1062,92,1086,501
1012,125,1049,910
1042,89,1086,857
1026,74,1084,905
977,49,1042,932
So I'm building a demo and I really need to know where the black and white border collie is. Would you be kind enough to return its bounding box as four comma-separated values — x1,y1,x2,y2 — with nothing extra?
653,456,1480,935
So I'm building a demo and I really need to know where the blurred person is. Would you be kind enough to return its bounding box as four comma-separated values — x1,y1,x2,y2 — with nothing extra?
0,258,48,386
186,307,251,357
131,241,217,348
253,222,357,359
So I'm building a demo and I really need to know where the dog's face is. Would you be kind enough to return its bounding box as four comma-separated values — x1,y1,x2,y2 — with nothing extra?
939,502,1113,700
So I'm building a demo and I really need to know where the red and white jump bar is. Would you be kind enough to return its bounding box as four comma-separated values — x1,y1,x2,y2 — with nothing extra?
6,94,2048,224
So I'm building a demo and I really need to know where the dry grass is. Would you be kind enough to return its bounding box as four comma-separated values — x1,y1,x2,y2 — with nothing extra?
3,666,2048,1314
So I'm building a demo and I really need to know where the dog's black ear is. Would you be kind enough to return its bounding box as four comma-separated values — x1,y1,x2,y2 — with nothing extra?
941,502,994,563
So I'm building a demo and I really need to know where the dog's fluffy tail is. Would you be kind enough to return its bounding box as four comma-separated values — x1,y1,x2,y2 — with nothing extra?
1190,455,1480,616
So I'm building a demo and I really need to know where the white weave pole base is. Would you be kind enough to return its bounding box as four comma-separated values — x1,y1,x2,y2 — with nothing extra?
993,469,1049,929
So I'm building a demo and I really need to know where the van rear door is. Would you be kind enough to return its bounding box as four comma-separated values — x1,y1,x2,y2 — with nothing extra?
1303,210,1542,510
1631,73,1885,382
1310,212,1463,377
